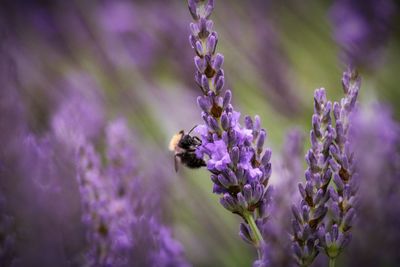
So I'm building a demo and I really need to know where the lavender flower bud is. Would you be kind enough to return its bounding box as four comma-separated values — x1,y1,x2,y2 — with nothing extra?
262,163,272,181
206,35,217,55
218,174,231,188
197,96,211,113
204,0,215,18
194,71,202,88
336,120,345,145
190,22,200,36
225,168,238,185
231,146,239,166
205,19,213,33
333,173,344,192
253,184,264,204
314,88,326,113
256,130,266,155
237,192,248,210
318,224,326,242
329,186,339,202
244,116,253,130
214,68,224,83
292,205,302,223
215,75,224,95
305,150,318,172
261,149,272,166
329,158,340,172
236,166,246,184
313,205,328,221
222,90,231,109
312,115,322,138
220,193,238,212
332,224,339,240
296,185,306,203
342,208,355,228
195,40,203,56
310,131,319,151
207,116,219,132
201,74,210,92
194,56,206,73
302,205,310,222
243,184,253,202
333,102,340,121
212,53,224,71
221,113,229,131
313,189,324,206
331,202,341,222
188,0,198,20
189,34,197,49
239,223,253,245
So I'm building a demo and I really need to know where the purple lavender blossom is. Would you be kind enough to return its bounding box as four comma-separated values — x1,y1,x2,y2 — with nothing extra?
292,87,334,266
292,69,361,267
77,143,121,267
318,69,360,265
77,119,190,267
330,0,396,69
187,0,272,260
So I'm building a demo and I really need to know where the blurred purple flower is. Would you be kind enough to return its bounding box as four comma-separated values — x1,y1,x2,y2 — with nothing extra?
0,30,85,267
51,73,105,150
330,0,396,69
346,103,400,266
96,0,193,85
0,196,16,267
260,129,304,267
77,119,190,267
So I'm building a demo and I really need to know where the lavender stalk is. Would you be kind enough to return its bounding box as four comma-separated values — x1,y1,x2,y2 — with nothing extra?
318,69,361,264
292,69,361,267
292,87,334,267
187,0,272,258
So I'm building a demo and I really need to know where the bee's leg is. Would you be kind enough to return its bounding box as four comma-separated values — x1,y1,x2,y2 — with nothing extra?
174,153,182,172
193,136,202,145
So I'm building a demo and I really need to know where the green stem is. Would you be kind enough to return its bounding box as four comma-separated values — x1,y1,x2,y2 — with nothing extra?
329,258,336,267
244,212,264,258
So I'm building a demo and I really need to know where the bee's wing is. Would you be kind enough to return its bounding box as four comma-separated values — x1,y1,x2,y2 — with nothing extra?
174,155,180,172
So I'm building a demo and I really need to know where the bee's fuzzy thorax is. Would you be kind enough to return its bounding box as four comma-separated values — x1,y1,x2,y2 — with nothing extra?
169,133,182,151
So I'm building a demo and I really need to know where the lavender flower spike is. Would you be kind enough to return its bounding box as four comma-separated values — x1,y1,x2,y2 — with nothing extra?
187,0,272,259
77,119,190,267
319,69,360,265
292,88,334,266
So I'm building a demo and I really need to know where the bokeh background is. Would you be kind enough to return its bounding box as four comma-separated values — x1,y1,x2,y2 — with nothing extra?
1,0,399,267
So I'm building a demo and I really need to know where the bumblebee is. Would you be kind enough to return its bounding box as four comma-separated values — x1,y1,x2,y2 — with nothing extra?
169,126,206,172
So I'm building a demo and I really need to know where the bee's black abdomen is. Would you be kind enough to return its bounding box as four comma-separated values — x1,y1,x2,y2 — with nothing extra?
178,152,206,169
